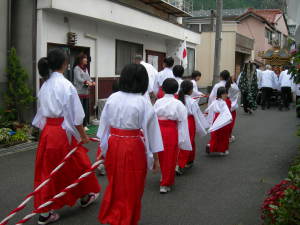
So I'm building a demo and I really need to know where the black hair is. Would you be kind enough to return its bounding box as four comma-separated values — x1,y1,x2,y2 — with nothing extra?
112,80,119,93
191,70,202,79
173,65,184,78
74,52,88,66
38,48,67,80
178,80,193,105
119,64,148,95
283,65,290,70
162,78,178,94
163,57,174,68
220,70,232,92
255,64,260,69
217,87,227,99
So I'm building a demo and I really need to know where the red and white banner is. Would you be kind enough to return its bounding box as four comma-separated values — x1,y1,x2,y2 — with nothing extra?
176,40,188,69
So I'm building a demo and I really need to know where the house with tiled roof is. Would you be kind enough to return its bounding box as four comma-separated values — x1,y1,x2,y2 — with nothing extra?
183,8,290,87
237,8,289,65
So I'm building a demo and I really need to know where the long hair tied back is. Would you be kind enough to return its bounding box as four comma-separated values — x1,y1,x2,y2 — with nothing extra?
178,80,193,105
38,48,67,80
220,70,232,92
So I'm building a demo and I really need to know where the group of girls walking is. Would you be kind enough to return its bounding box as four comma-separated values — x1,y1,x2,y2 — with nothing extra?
31,49,240,225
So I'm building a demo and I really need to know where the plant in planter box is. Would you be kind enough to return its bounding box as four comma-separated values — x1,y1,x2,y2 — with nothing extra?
9,130,29,145
0,108,15,128
261,165,300,225
0,128,13,145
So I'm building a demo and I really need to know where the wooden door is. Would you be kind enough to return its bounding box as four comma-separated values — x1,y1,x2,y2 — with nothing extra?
146,50,166,72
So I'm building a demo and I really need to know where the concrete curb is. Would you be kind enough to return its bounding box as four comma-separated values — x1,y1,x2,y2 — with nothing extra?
0,141,37,157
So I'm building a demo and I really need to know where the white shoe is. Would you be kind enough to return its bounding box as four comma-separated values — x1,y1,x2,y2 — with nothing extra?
175,165,184,176
219,151,229,156
229,135,236,143
38,212,60,225
160,186,168,194
96,161,106,176
84,127,89,131
80,193,100,208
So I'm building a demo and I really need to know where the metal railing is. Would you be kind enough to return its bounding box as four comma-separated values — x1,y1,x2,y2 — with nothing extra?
162,0,193,15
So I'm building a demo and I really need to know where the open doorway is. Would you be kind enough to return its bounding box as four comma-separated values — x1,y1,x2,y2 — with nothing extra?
146,50,166,72
47,43,90,82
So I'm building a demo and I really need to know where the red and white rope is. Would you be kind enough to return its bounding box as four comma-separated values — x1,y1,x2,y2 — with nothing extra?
15,159,101,225
0,138,99,225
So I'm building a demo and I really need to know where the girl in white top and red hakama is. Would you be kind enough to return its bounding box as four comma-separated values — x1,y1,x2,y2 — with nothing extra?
176,80,208,175
191,71,205,98
206,86,233,155
97,64,163,225
33,49,100,225
154,78,192,194
156,57,175,99
208,70,239,143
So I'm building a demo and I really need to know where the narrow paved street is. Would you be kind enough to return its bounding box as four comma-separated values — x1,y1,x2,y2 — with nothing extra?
0,108,299,225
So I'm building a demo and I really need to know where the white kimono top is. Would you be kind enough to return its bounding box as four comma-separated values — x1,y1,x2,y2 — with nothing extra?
205,99,233,133
260,69,278,89
292,83,300,96
191,79,204,98
184,95,208,136
175,77,183,93
208,80,240,111
157,67,174,86
279,70,293,88
140,61,159,94
154,94,192,151
256,69,263,89
97,91,164,169
32,72,85,141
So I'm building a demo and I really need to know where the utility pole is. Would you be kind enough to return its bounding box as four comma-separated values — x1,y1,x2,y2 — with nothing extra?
212,0,223,85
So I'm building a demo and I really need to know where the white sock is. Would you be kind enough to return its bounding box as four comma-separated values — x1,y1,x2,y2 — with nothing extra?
41,212,50,218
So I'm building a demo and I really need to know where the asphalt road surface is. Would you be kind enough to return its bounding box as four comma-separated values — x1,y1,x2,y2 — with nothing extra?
0,108,299,225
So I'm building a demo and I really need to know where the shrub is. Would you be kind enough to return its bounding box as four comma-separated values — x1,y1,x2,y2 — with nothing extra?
261,154,300,224
4,47,35,122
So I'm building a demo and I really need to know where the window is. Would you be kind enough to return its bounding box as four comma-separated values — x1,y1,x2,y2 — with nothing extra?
188,24,200,32
184,47,195,77
201,23,213,32
115,40,143,74
283,35,288,47
265,28,273,44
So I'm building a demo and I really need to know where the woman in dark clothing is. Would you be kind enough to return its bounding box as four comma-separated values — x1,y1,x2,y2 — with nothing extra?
238,62,258,114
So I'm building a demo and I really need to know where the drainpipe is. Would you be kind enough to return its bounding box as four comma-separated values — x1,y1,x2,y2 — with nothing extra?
7,0,12,50
32,0,37,97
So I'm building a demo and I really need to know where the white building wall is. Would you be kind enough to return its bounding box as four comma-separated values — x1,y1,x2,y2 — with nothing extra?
38,10,173,80
37,0,200,45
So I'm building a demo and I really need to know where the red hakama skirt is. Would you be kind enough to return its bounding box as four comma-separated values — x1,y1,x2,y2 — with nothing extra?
158,120,179,187
98,128,147,225
229,110,236,137
177,115,196,169
209,98,231,153
34,118,100,212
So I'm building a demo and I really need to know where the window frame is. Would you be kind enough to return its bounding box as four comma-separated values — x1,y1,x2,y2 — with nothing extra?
115,39,143,75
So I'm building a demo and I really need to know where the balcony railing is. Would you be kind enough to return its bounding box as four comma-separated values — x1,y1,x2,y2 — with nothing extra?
140,0,193,17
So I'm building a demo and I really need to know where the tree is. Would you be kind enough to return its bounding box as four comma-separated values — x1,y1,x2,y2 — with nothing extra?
5,47,35,122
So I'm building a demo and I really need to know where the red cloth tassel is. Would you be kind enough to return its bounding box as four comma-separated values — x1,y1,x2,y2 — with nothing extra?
99,128,147,225
34,118,100,212
158,120,179,187
178,115,196,168
157,87,165,99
